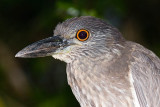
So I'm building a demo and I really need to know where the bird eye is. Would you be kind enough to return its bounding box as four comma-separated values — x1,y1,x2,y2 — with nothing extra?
76,29,89,41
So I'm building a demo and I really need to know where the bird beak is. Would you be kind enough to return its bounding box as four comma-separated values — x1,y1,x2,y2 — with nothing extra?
15,36,67,58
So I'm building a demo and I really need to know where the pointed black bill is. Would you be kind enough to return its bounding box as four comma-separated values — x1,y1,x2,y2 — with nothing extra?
15,36,67,58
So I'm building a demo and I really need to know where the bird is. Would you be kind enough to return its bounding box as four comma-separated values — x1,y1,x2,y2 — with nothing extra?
15,16,160,107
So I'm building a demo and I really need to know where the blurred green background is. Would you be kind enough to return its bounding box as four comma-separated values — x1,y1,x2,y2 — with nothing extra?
0,0,160,107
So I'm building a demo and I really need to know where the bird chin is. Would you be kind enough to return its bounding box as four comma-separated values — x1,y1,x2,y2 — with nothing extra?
52,54,72,63
51,46,73,63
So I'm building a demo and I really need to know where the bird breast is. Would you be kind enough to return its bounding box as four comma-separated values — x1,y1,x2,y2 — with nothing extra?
66,56,136,107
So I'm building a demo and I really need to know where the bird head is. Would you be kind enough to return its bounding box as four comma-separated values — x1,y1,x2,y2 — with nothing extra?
16,16,124,63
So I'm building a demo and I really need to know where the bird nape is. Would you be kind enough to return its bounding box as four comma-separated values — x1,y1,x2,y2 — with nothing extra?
15,16,160,107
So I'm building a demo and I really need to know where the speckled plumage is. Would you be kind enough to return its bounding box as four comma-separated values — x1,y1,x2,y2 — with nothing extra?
16,16,160,107
53,16,160,107
66,41,160,107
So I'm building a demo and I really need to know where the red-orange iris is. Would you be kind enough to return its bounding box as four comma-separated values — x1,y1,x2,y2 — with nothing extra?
76,29,89,41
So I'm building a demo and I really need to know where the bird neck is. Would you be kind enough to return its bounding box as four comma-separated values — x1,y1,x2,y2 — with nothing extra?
66,42,136,107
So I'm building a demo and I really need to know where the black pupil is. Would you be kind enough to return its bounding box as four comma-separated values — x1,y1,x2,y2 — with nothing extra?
78,31,87,39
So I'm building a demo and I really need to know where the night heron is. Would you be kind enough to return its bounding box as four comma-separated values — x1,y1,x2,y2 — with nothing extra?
16,16,160,107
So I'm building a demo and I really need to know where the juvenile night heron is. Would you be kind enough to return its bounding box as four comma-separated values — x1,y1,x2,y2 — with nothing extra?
16,16,160,107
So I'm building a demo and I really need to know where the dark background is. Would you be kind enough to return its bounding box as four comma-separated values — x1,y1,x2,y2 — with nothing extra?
0,0,160,107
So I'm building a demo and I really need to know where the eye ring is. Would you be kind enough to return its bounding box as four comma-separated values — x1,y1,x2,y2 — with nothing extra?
76,29,89,41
